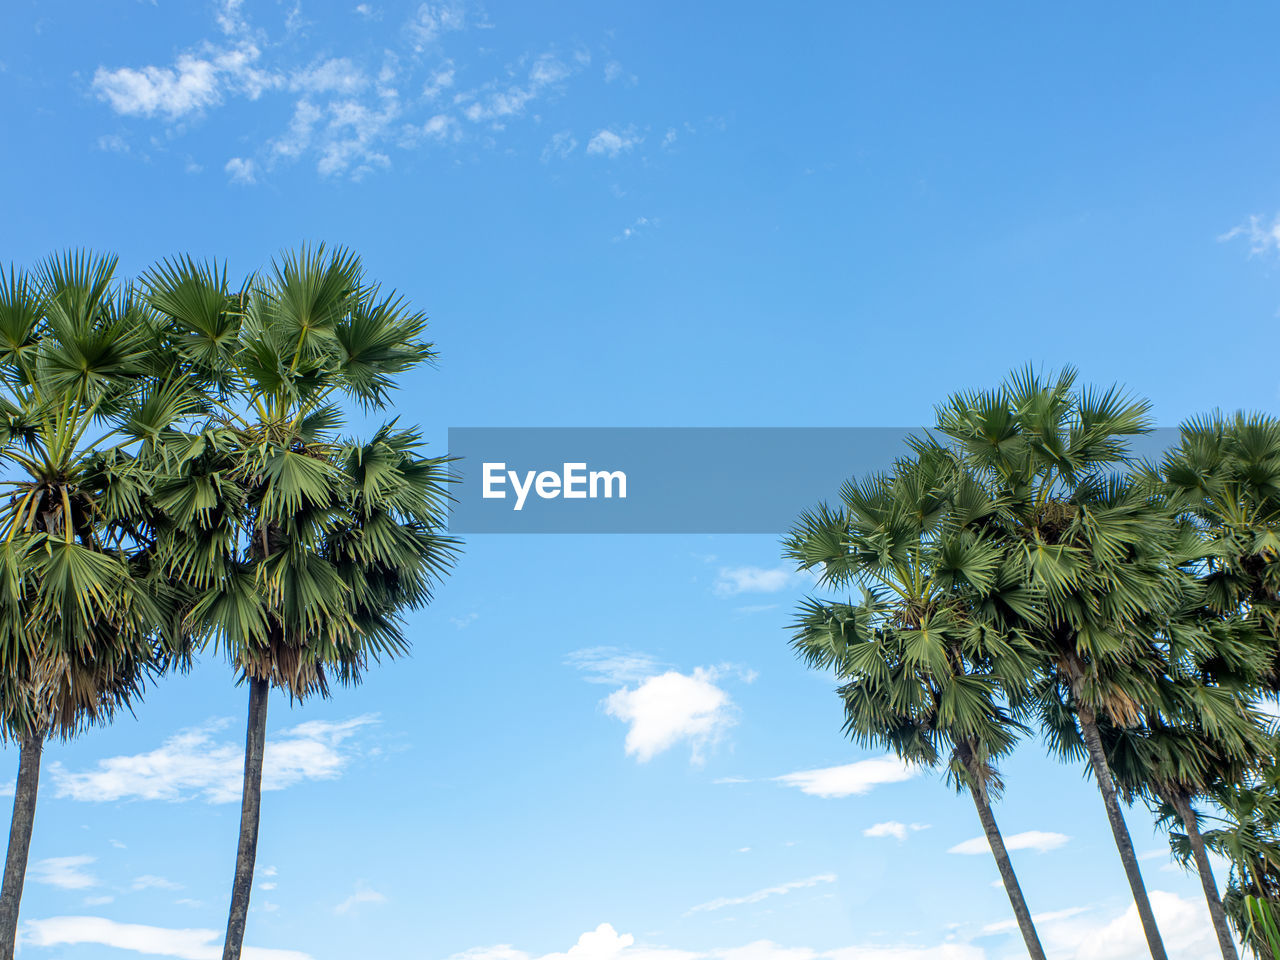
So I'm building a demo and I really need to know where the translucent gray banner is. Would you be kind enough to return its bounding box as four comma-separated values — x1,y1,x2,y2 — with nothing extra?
446,427,1180,534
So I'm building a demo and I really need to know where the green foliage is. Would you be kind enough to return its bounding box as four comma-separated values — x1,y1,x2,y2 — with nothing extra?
140,245,459,699
0,252,181,744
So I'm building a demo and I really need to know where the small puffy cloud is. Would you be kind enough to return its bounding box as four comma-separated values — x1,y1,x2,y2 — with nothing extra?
774,757,919,799
30,856,97,890
686,874,837,915
586,128,641,158
224,157,258,183
23,916,313,960
51,716,377,804
863,822,929,842
948,830,1069,856
604,668,734,763
614,217,654,242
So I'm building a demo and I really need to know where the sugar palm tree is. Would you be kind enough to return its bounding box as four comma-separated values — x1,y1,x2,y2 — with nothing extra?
1154,412,1280,956
0,254,179,959
925,366,1193,960
1101,667,1271,960
785,448,1049,960
141,247,459,960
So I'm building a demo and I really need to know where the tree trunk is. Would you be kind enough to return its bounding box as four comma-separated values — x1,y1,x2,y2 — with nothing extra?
968,781,1048,960
222,677,269,960
1079,709,1169,960
0,735,44,960
1168,790,1238,960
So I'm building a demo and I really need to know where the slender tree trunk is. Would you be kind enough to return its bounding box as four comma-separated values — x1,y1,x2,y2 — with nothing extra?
1079,709,1169,960
968,781,1048,960
0,735,44,960
1167,790,1238,960
222,677,269,960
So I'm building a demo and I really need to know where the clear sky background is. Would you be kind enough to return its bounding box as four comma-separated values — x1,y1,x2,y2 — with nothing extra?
1,2,1279,959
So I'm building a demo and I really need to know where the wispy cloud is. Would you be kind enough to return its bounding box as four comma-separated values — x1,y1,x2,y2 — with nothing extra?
88,1,611,181
713,566,804,598
948,830,1069,856
29,856,98,891
334,881,387,915
773,757,919,798
132,875,182,892
51,716,377,804
1220,213,1280,257
566,647,665,686
685,874,837,916
23,915,313,960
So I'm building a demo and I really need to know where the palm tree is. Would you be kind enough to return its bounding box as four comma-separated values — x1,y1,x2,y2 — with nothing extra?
1101,673,1271,960
1153,411,1280,956
785,449,1050,960
141,247,459,960
0,254,179,959
924,366,1192,960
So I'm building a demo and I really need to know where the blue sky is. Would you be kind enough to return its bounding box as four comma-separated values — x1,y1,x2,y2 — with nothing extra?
1,2,1279,959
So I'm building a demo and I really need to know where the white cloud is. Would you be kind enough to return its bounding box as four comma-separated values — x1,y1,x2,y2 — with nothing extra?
586,128,641,158
335,882,386,915
224,157,258,183
773,757,919,798
316,97,399,177
604,668,735,763
88,2,612,180
686,875,837,915
132,875,182,891
1220,214,1280,257
29,856,97,890
980,906,1087,935
93,42,279,120
23,916,313,960
1014,891,1231,960
289,57,367,95
460,53,575,124
863,822,929,842
566,647,664,686
449,924,980,960
542,130,578,162
407,2,467,49
614,217,654,242
423,62,456,99
947,830,1068,856
714,566,802,597
51,716,377,804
